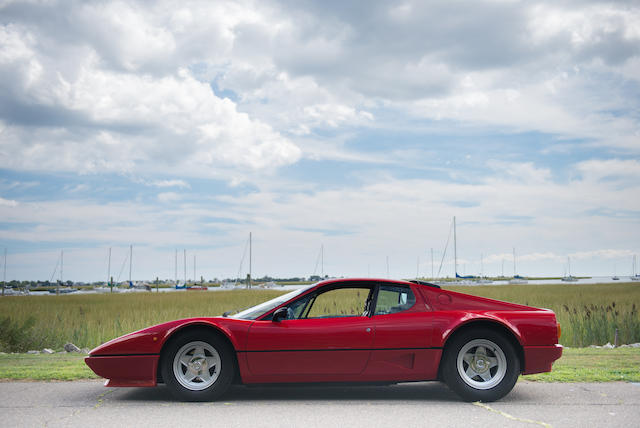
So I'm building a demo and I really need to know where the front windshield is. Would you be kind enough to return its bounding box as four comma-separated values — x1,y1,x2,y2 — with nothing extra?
230,285,315,320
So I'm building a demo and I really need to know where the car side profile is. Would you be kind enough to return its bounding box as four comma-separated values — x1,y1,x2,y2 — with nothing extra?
85,278,562,402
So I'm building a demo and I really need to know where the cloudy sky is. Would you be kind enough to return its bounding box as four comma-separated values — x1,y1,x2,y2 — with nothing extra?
1,0,639,282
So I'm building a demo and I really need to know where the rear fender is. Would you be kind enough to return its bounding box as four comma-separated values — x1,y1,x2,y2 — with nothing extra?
436,313,524,348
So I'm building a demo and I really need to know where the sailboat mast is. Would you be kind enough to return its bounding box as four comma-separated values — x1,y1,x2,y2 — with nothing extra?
321,244,324,278
386,256,390,278
249,232,252,289
174,249,177,285
129,244,132,284
513,248,516,276
56,249,62,295
430,248,434,280
183,249,186,285
108,247,112,291
194,255,196,284
453,216,458,277
2,248,6,296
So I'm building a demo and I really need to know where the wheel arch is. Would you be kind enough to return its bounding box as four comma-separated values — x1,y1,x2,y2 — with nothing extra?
438,319,525,379
156,322,241,384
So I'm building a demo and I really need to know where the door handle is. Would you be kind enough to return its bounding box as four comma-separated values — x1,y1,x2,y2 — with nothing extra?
366,327,371,333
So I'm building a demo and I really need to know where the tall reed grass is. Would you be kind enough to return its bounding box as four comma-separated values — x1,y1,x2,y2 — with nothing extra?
0,290,284,352
0,283,638,351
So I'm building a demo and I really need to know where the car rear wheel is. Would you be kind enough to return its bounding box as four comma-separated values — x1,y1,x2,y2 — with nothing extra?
441,328,519,402
161,329,234,401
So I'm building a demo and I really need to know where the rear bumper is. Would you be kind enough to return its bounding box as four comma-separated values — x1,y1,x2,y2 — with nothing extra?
85,354,159,387
522,344,563,375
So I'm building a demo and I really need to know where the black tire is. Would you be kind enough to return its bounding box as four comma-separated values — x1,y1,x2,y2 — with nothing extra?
441,328,520,402
160,329,235,401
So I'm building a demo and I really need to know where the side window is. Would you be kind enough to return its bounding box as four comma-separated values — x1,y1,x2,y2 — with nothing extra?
286,293,314,319
305,287,371,319
374,285,416,315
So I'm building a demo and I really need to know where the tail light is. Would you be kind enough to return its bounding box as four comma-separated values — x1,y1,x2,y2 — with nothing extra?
557,322,562,340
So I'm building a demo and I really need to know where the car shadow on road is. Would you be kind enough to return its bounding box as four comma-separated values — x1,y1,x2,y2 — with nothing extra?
115,381,463,403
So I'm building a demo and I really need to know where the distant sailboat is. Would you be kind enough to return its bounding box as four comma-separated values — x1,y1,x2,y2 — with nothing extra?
561,256,578,282
631,255,640,281
222,232,254,289
187,254,207,290
1,249,28,296
451,217,478,284
49,249,77,294
220,280,236,289
1,248,6,296
312,244,324,279
236,233,253,288
124,244,149,290
95,247,120,293
176,249,187,289
475,254,492,284
261,281,278,288
508,248,528,284
612,263,619,280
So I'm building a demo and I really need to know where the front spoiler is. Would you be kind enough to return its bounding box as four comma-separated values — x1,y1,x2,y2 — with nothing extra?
85,354,159,387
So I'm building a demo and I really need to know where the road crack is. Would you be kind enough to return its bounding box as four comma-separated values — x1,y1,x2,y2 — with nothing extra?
473,401,552,427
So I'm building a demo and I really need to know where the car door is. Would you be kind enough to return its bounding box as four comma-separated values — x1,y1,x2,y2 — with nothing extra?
245,284,375,377
366,283,438,380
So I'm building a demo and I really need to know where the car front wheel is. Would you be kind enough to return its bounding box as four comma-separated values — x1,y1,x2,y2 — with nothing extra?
441,328,520,402
161,329,234,401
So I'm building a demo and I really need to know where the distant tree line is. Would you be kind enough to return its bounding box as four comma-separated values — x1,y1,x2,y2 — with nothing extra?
2,275,331,288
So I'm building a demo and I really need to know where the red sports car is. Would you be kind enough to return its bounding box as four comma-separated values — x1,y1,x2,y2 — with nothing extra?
85,278,562,402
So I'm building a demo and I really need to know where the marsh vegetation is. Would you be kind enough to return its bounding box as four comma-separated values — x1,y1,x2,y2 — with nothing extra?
0,282,638,352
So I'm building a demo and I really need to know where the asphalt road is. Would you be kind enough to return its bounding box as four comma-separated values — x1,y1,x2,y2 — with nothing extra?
0,380,638,428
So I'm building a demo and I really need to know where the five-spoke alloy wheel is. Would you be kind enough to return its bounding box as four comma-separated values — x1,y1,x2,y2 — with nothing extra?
161,329,234,401
173,341,222,391
442,328,519,402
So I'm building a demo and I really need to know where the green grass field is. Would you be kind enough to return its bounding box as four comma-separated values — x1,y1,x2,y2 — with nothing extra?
522,347,640,382
0,347,637,382
0,353,98,381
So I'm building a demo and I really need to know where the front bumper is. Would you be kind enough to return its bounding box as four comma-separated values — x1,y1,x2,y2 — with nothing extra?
85,354,159,387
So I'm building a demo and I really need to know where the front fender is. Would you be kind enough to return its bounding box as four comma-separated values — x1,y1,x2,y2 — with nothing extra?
89,317,252,356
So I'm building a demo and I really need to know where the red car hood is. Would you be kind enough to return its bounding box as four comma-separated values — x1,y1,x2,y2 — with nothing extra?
89,317,251,356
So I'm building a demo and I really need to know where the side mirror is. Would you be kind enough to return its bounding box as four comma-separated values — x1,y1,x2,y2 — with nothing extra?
272,307,288,322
